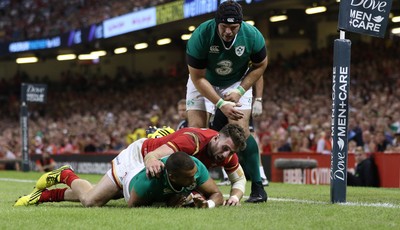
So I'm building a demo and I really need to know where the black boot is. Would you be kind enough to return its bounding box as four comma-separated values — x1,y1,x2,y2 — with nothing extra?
245,181,268,203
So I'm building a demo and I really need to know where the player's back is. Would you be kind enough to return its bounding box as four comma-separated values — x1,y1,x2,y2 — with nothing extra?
141,127,218,156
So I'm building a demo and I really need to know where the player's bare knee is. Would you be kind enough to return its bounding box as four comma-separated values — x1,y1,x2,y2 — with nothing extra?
81,196,103,207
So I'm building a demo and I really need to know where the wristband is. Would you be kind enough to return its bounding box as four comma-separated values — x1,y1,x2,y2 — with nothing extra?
207,200,216,209
216,98,235,109
216,98,225,109
255,97,263,102
230,195,239,202
236,86,246,96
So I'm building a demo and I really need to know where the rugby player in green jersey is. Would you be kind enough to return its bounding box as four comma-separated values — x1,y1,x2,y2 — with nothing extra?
14,152,223,208
185,0,268,202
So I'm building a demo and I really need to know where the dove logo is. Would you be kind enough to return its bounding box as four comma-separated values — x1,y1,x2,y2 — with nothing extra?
351,0,388,13
337,138,345,151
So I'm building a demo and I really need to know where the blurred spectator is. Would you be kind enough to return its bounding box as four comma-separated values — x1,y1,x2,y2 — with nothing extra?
35,148,56,172
316,130,332,154
0,140,20,171
347,146,380,187
348,118,364,147
348,140,357,153
176,99,188,130
83,134,98,153
375,130,390,152
385,132,400,153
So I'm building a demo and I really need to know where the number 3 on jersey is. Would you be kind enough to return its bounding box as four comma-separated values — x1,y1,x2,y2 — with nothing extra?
215,60,233,75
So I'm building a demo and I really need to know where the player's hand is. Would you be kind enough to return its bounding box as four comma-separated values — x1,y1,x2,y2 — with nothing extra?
145,158,164,178
252,100,263,117
223,195,241,206
166,194,187,207
220,103,244,121
224,90,241,103
193,194,208,208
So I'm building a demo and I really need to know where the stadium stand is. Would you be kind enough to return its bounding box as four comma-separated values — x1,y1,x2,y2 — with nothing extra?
0,0,174,42
0,38,399,165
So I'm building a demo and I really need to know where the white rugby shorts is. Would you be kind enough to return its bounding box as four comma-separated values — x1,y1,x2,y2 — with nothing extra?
106,138,146,202
186,76,252,114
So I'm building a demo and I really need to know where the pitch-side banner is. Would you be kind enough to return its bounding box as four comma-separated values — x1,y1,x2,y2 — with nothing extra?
338,0,392,38
21,83,48,103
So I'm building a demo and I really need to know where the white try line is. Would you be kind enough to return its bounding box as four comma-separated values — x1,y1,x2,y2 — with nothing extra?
226,194,400,209
2,178,398,209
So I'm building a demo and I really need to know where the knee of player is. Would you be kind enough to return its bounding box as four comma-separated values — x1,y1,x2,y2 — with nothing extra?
81,196,104,207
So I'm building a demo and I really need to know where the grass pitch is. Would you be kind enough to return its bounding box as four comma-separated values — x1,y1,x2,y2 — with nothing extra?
1,170,399,230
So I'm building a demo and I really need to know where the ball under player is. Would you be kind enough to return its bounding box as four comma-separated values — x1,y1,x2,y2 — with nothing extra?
185,0,268,202
14,152,223,208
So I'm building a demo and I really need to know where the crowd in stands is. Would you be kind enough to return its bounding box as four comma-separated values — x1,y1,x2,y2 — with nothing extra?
1,38,400,170
0,0,174,42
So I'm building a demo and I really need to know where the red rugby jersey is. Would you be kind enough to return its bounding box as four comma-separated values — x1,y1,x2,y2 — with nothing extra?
141,127,239,173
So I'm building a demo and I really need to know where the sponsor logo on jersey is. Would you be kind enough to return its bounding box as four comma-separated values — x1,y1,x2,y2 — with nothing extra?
235,46,245,56
209,45,219,53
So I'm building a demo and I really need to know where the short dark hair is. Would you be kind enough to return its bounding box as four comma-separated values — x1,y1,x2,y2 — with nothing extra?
219,124,247,151
215,0,243,24
165,151,195,173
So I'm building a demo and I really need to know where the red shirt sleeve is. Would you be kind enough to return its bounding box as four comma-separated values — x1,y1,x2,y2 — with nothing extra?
223,153,240,173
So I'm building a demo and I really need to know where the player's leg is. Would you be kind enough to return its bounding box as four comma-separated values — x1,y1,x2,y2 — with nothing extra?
250,118,269,186
14,165,110,206
229,110,261,182
68,173,120,207
186,77,210,128
27,168,119,207
228,110,267,202
227,86,267,203
187,110,209,127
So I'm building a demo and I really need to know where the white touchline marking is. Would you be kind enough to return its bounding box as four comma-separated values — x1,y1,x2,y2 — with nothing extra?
0,178,36,183
223,194,399,208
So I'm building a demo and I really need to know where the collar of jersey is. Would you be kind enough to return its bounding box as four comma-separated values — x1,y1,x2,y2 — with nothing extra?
217,33,237,50
165,169,184,193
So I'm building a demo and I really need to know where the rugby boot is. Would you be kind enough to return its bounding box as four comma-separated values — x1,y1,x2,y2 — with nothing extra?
14,188,44,206
245,181,268,203
35,165,73,190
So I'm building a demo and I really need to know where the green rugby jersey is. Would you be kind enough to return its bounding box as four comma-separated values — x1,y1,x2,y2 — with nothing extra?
187,19,266,87
128,156,209,203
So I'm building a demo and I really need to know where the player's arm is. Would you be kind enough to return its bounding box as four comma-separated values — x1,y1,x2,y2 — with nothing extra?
188,66,244,121
193,177,224,208
127,186,151,208
252,75,264,117
144,144,175,177
240,56,268,92
145,132,200,177
224,164,246,206
222,154,246,206
224,47,268,103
